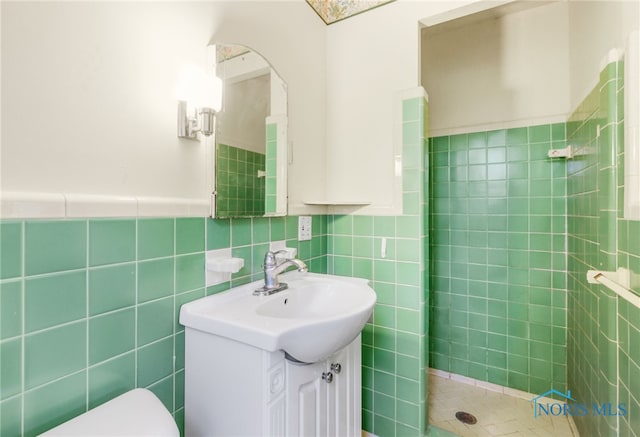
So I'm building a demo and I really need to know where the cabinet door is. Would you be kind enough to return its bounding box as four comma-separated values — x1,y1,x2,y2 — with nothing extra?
326,347,347,435
285,360,327,437
326,336,361,436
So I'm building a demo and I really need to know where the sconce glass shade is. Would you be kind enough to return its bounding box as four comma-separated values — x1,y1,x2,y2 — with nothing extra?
202,74,223,113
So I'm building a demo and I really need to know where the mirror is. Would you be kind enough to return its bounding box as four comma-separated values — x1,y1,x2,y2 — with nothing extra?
210,44,288,218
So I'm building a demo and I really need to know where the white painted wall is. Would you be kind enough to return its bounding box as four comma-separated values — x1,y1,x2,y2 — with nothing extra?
324,0,488,214
568,0,640,112
0,1,326,216
421,1,571,137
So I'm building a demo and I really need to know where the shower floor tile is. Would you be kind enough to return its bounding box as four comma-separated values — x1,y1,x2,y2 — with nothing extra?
428,373,577,436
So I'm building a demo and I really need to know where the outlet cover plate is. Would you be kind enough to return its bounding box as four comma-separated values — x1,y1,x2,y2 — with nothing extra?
298,216,312,241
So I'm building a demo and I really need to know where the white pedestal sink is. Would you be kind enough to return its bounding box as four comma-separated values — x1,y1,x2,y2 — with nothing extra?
179,271,376,436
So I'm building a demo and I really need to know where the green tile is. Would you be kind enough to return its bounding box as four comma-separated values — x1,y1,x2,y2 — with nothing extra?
396,262,420,286
89,219,135,267
89,263,136,315
469,132,487,149
402,98,420,122
89,308,135,364
333,235,353,256
374,216,396,237
266,123,277,141
374,326,396,351
269,217,286,241
252,218,269,244
396,376,419,403
138,258,174,303
403,121,420,147
396,239,419,262
137,337,174,387
1,338,21,399
23,372,86,437
176,218,205,255
487,130,506,146
138,218,174,260
24,322,86,389
375,304,396,329
374,414,395,437
25,271,86,332
506,127,528,145
88,352,135,409
0,222,22,279
0,281,22,339
354,216,374,236
137,297,173,346
147,375,174,412
450,134,468,151
373,370,395,397
175,253,205,293
207,219,230,250
353,258,373,280
374,260,396,283
396,355,420,381
396,332,420,358
374,348,396,373
397,309,420,334
1,396,22,437
175,331,185,370
231,218,252,246
25,220,86,276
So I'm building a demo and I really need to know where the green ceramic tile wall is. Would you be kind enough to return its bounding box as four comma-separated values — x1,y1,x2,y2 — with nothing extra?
567,60,640,436
0,215,326,436
216,143,266,217
328,95,429,437
429,121,568,395
265,123,278,214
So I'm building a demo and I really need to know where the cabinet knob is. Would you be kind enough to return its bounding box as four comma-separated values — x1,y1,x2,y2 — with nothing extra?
330,363,342,374
322,372,333,383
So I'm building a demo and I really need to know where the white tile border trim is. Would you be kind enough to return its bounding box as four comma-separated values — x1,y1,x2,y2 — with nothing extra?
428,368,580,436
0,191,210,219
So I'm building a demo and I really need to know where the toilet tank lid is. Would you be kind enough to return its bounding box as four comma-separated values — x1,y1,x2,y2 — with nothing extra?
39,388,179,437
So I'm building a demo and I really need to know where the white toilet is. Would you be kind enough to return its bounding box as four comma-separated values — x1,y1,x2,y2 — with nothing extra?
40,388,179,436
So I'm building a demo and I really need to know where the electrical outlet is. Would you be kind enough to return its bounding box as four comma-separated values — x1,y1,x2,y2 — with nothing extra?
298,216,312,241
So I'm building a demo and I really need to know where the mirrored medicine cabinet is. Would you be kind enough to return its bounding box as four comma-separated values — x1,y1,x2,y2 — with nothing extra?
210,43,288,219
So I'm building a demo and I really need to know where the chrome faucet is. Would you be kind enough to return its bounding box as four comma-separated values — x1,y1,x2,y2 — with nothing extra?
254,250,308,296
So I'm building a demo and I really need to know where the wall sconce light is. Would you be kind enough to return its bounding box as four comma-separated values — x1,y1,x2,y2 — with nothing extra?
176,64,222,140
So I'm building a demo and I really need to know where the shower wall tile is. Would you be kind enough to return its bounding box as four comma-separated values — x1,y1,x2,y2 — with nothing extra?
429,121,568,395
567,60,640,437
0,214,326,436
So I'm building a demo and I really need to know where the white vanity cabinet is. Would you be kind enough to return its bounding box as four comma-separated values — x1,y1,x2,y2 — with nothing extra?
183,327,361,437
285,336,361,436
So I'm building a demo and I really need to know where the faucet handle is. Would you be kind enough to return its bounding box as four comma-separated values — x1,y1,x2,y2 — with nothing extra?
263,250,289,268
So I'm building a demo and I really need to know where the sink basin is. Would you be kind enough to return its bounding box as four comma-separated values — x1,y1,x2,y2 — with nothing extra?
179,271,376,363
